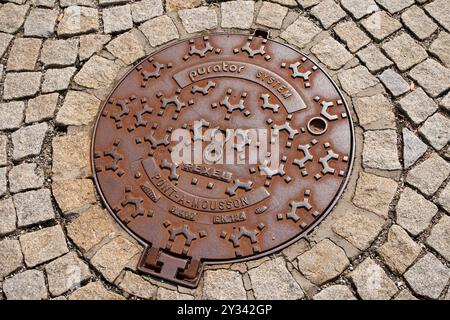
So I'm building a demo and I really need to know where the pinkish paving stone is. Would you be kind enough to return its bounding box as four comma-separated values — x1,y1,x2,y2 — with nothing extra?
401,6,437,40
361,11,402,41
334,21,371,53
425,0,450,32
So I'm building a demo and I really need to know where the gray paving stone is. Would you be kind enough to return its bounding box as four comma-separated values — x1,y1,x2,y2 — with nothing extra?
202,269,247,300
311,0,346,29
34,0,56,8
20,225,68,267
399,88,438,125
0,32,13,58
394,289,417,300
282,239,310,262
409,59,450,98
334,21,370,53
429,32,450,68
311,37,353,70
179,6,218,33
42,67,77,93
349,258,398,300
425,0,450,32
5,0,27,5
377,224,422,274
24,8,58,38
375,0,414,14
404,253,450,299
3,270,47,300
0,198,16,236
26,93,59,123
0,3,29,34
441,93,450,112
249,257,304,299
117,271,157,299
313,285,356,300
0,167,6,197
353,94,396,130
57,6,99,36
14,188,55,227
0,101,25,130
297,0,321,8
103,5,133,34
269,0,297,6
352,172,398,219
3,72,42,100
340,0,379,20
40,39,79,67
361,11,402,41
8,163,44,194
45,252,91,296
220,1,255,29
338,65,380,96
11,122,48,161
363,129,401,170
401,5,437,40
378,69,409,97
60,0,95,6
0,239,22,278
6,38,42,71
406,153,450,196
297,239,349,285
256,2,288,30
402,128,427,169
438,183,450,212
131,0,163,24
357,44,393,73
139,15,179,47
426,215,450,261
69,281,125,300
157,287,194,300
419,113,450,151
280,16,322,49
0,135,6,166
382,33,428,72
79,34,111,61
105,30,146,65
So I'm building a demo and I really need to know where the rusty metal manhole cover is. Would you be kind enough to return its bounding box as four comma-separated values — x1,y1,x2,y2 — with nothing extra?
92,32,355,287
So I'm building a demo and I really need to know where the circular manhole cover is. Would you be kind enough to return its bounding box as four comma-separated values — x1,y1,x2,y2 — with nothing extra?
92,32,355,287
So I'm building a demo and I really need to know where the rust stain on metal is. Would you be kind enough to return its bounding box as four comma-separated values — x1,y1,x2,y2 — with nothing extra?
91,32,355,288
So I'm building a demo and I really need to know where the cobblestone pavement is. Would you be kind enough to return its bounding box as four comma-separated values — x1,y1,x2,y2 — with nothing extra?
0,0,449,300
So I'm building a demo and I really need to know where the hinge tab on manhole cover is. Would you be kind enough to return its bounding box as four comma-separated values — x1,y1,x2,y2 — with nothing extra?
138,247,203,287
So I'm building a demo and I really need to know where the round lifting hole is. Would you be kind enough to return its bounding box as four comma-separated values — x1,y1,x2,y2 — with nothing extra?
307,117,328,136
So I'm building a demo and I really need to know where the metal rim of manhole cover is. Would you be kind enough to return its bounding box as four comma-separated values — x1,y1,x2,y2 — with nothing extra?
91,31,355,288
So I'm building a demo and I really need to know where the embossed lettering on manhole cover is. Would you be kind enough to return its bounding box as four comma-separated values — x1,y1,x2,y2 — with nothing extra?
92,32,355,287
